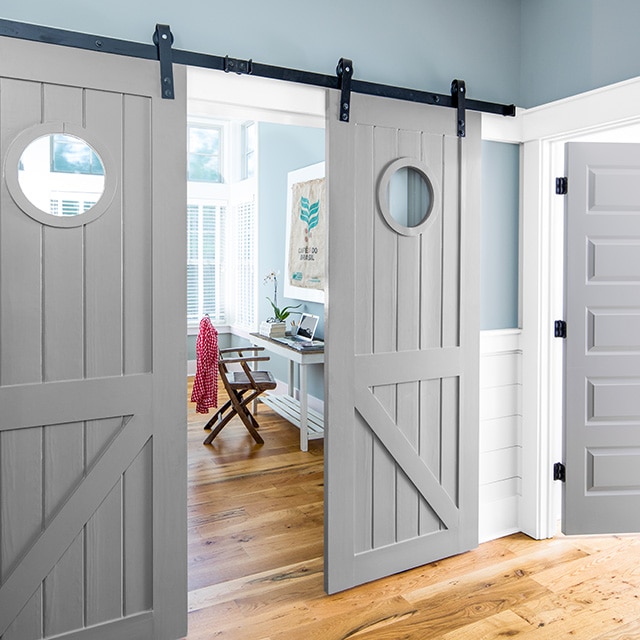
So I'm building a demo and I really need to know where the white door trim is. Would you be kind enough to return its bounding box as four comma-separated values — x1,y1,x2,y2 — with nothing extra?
486,75,640,540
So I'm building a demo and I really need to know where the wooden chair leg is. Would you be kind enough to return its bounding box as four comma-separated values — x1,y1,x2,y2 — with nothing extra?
203,416,230,445
230,396,264,444
203,390,249,431
228,390,264,444
203,389,265,445
235,406,264,444
242,390,263,429
203,399,231,430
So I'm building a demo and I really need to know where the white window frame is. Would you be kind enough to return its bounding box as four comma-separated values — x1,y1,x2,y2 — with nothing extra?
187,117,260,333
241,121,256,180
187,122,225,183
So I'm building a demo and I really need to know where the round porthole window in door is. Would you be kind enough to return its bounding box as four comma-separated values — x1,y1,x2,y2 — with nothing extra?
5,123,116,228
378,157,440,236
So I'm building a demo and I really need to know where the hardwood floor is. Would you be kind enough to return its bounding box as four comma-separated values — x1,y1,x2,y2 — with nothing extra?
185,379,640,639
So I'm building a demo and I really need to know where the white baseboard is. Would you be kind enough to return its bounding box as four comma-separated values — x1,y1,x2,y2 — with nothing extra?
479,495,521,543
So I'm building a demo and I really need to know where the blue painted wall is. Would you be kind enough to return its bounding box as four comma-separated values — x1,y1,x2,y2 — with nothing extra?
520,0,640,107
6,1,640,107
256,123,325,398
1,1,520,105
481,142,519,330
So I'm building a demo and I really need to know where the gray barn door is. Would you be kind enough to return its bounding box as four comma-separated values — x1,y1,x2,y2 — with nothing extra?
0,36,186,639
325,91,481,593
562,142,640,534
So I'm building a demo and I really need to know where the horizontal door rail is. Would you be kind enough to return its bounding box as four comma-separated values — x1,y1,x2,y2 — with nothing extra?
0,18,516,118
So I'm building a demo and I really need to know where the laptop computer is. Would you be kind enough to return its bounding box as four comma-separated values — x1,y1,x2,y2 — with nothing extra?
275,313,321,349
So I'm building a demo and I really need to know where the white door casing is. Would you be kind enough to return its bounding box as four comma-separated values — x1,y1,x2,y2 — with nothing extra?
0,36,186,639
562,141,640,534
325,90,481,593
512,78,640,540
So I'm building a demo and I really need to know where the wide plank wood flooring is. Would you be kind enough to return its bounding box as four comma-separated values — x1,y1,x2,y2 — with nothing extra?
185,378,640,639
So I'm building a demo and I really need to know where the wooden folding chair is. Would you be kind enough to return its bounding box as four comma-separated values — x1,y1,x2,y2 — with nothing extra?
203,347,276,445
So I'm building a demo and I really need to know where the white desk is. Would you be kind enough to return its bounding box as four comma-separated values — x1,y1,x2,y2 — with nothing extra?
249,333,324,451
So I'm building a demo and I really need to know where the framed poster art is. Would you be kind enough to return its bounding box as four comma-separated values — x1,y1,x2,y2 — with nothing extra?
284,161,325,304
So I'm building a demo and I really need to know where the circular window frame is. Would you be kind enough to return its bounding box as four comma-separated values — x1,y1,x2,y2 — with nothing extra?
5,122,117,228
377,157,440,237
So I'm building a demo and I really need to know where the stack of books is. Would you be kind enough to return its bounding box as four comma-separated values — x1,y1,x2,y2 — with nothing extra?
259,321,286,338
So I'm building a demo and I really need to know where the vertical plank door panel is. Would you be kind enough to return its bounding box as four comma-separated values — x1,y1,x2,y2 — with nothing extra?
353,123,375,555
123,439,153,616
42,225,84,382
42,423,85,637
122,94,152,377
371,125,399,550
0,78,43,386
84,88,124,379
395,128,423,542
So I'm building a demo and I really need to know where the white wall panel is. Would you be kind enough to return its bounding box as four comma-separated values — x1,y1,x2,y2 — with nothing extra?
479,330,523,542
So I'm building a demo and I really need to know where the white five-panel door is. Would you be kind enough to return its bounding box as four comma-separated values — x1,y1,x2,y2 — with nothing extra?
563,142,640,534
0,37,186,639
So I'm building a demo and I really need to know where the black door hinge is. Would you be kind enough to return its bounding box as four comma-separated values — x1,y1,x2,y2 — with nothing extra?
554,462,566,482
556,177,568,195
554,320,567,338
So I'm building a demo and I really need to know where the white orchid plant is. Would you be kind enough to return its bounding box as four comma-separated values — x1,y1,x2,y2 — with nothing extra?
263,270,300,322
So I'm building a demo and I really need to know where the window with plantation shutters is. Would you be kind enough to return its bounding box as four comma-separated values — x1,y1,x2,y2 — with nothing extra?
49,198,99,216
187,201,226,324
186,118,257,332
234,200,256,329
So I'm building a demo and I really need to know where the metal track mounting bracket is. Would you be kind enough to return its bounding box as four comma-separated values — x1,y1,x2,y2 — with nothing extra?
337,58,354,123
451,79,466,137
153,24,175,99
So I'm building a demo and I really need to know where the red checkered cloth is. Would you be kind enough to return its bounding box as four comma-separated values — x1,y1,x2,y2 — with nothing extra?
191,316,219,413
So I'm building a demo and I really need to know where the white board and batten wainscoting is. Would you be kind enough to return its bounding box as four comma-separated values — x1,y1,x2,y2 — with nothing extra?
478,329,523,542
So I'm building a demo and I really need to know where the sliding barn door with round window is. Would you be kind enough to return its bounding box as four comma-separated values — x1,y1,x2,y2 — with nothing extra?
325,90,481,594
0,35,186,640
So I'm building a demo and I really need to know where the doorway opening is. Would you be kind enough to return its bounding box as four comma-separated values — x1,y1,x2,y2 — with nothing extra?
185,67,328,602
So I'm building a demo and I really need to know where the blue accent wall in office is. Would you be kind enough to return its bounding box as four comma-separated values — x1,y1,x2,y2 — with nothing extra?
257,122,325,398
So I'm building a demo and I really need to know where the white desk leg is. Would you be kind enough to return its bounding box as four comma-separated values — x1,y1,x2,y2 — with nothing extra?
300,362,308,452
288,360,294,397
